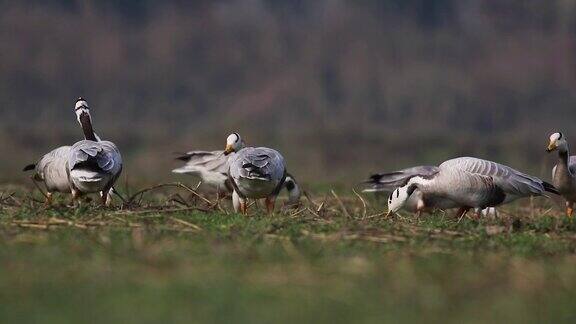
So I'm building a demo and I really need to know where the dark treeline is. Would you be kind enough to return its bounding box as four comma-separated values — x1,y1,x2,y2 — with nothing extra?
1,0,576,184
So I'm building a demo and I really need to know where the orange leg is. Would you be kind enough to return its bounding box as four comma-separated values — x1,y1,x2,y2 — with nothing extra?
101,190,112,206
567,201,574,218
240,200,247,215
45,192,53,206
71,189,82,207
416,198,425,219
265,197,276,214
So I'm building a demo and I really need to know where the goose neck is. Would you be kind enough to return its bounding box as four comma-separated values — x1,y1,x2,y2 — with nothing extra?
79,112,98,141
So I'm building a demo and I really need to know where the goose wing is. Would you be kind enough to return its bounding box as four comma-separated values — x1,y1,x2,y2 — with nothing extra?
364,166,440,192
68,140,122,176
34,146,71,180
440,157,549,196
229,147,285,181
569,156,576,175
173,150,230,174
434,167,506,208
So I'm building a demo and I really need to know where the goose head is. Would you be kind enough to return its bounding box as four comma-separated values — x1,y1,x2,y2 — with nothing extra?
74,97,100,141
547,132,568,153
224,133,244,155
387,183,417,216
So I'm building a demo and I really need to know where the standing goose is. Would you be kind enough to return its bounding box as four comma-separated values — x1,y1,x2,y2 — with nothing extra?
224,133,287,214
383,157,558,217
172,135,301,205
66,98,122,205
23,146,72,204
546,132,576,217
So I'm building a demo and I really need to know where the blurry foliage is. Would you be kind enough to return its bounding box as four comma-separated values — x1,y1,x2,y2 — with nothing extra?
1,0,576,183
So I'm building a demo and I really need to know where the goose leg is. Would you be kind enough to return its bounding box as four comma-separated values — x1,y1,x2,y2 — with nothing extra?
567,201,574,218
416,198,425,219
71,189,81,208
45,192,53,206
232,191,247,214
265,196,276,214
100,190,112,206
473,208,482,220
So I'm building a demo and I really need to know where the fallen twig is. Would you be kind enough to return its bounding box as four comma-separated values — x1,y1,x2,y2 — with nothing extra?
331,190,351,219
352,189,368,219
170,216,203,231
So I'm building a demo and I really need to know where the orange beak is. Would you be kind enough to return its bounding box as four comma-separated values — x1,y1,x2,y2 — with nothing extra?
224,145,234,155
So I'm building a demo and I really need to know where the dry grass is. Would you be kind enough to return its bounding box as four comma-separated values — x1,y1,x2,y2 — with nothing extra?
1,184,576,323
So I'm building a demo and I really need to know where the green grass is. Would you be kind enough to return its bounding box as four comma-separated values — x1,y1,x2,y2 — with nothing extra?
1,192,576,323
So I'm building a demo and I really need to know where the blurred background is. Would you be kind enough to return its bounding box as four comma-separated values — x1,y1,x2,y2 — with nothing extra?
1,0,576,186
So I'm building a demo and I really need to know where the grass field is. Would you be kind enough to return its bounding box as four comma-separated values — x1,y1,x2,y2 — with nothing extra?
1,185,576,323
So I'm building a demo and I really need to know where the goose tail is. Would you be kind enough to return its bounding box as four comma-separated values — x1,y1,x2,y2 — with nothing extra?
543,181,560,195
23,164,36,172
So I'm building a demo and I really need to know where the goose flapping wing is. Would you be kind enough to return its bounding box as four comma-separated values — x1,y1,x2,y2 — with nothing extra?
173,150,230,174
440,157,550,196
69,140,122,175
229,147,285,181
364,165,440,192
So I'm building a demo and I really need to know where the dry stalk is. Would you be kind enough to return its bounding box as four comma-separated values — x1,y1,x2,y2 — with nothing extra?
331,190,351,219
352,189,368,219
169,216,203,231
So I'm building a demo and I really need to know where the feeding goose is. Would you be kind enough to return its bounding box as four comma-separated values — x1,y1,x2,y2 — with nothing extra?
378,157,558,218
172,133,301,206
66,98,122,205
23,146,72,204
546,132,576,217
364,166,466,215
224,133,288,214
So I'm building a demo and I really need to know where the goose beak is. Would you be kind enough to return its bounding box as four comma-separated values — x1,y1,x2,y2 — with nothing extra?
224,145,234,155
546,142,557,152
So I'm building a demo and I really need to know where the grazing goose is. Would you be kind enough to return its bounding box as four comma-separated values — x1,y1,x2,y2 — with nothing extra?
546,132,576,217
172,137,301,205
387,167,505,218
23,146,72,204
381,157,558,217
224,133,287,214
66,98,122,205
364,165,496,216
364,166,459,214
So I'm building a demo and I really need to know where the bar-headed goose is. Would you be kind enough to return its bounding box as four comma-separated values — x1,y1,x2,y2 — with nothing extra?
546,132,576,217
172,134,301,205
364,166,462,215
224,133,287,214
66,98,122,205
23,146,72,204
383,157,558,218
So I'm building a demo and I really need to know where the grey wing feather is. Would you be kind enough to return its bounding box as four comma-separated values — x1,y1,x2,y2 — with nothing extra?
230,147,285,181
69,140,122,175
36,146,71,179
364,165,440,192
173,150,230,174
569,156,576,175
440,157,546,196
